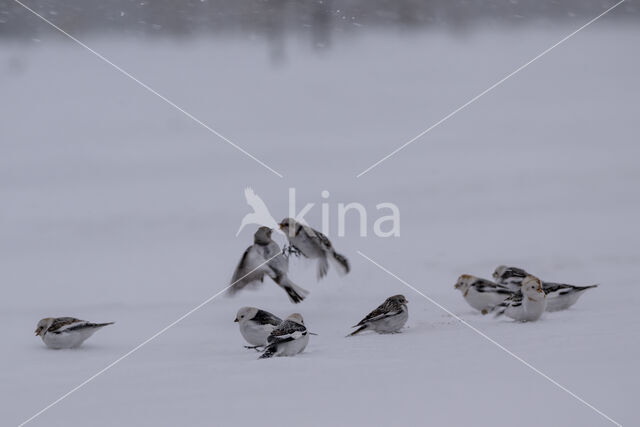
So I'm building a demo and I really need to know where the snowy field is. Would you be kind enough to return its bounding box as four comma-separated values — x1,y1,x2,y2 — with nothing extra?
1,23,639,426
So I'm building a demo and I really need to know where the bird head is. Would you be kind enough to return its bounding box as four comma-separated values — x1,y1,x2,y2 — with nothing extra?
278,218,298,238
34,318,54,336
521,275,545,299
253,227,273,245
454,274,476,291
235,307,259,323
388,294,408,306
287,313,304,325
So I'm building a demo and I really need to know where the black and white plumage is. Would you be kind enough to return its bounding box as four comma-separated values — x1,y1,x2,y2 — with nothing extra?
492,266,529,292
349,295,408,336
454,274,513,314
259,313,309,359
493,265,598,312
279,218,350,280
229,226,309,303
234,307,282,348
34,317,114,349
493,275,547,321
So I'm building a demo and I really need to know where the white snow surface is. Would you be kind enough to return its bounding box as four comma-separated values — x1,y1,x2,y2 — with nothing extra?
1,25,639,426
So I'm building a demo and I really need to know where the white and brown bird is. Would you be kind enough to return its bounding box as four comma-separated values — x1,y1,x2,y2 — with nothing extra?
493,275,547,322
279,218,350,280
349,295,408,336
234,307,282,349
229,226,309,303
493,265,598,312
259,313,310,359
34,317,114,349
454,274,513,314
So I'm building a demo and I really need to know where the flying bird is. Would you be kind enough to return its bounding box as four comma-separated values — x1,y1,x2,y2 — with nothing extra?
279,217,350,280
34,317,114,349
229,226,309,303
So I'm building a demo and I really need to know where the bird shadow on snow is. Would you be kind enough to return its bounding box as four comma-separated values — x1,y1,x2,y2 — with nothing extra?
32,344,109,352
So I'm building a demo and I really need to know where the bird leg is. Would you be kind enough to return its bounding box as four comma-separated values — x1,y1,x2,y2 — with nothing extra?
282,245,302,258
244,345,264,352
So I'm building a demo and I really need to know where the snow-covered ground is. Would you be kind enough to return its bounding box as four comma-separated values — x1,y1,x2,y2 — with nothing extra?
1,24,639,426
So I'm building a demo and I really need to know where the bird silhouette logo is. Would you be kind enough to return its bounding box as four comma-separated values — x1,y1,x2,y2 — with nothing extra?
236,187,281,236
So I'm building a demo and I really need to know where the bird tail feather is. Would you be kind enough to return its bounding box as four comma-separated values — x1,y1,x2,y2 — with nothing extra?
90,322,115,328
259,345,277,359
493,306,507,318
278,276,309,304
347,325,367,337
317,256,329,280
330,251,350,276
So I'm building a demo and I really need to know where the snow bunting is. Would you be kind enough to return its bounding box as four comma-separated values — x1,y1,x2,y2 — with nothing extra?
493,265,598,311
538,282,598,312
349,295,408,336
493,275,546,321
278,218,350,280
34,317,114,349
454,274,513,314
234,307,282,349
229,226,309,303
492,265,528,292
259,313,309,359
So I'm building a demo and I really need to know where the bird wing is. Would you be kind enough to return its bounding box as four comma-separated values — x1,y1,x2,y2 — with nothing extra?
267,320,307,344
229,246,267,294
474,279,513,295
264,241,288,276
491,292,523,317
542,282,573,295
47,317,86,333
498,292,523,308
305,226,333,251
252,310,282,327
495,266,529,285
354,300,401,326
543,282,597,296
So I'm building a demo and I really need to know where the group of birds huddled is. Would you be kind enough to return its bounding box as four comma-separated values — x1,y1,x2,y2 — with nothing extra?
455,266,598,321
32,219,597,358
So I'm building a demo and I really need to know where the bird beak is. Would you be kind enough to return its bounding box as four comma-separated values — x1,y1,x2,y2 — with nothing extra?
234,318,239,323
34,328,41,336
278,224,284,230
